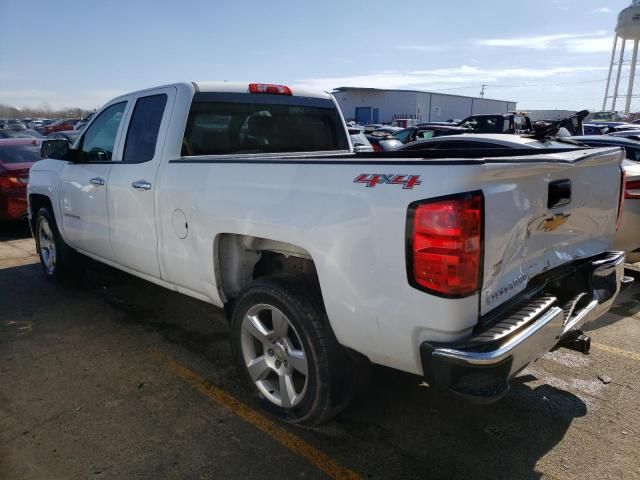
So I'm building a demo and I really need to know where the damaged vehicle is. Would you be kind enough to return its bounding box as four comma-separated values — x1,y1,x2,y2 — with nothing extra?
29,81,630,425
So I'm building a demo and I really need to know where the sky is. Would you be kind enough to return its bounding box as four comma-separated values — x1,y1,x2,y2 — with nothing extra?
0,0,635,111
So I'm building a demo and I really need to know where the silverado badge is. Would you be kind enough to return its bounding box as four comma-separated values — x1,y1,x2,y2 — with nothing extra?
540,213,571,232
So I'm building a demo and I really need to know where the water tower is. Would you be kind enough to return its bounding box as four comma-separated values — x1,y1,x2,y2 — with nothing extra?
602,0,640,114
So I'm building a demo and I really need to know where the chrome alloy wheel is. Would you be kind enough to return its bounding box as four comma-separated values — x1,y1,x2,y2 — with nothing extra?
240,304,309,408
38,217,56,275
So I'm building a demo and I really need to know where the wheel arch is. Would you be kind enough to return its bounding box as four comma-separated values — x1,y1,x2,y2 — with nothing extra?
28,193,55,234
214,233,323,309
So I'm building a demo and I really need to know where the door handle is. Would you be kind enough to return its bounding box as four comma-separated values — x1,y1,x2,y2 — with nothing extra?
90,177,105,186
132,180,152,191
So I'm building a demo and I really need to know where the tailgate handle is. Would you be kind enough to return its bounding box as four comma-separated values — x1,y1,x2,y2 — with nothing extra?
548,179,571,209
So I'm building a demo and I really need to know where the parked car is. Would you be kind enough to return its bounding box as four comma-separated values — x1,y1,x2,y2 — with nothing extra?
396,134,579,152
47,130,81,144
369,126,403,137
23,129,43,138
0,119,27,131
0,129,42,139
390,118,417,128
347,127,374,153
458,113,533,134
610,123,640,132
365,134,403,151
393,125,473,144
41,119,80,135
32,81,627,426
587,121,628,129
363,123,384,133
584,123,610,135
0,130,32,139
0,138,41,221
591,111,626,122
608,130,640,141
74,112,96,131
417,121,458,127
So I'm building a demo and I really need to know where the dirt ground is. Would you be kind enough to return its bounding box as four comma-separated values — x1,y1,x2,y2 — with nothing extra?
1,222,639,480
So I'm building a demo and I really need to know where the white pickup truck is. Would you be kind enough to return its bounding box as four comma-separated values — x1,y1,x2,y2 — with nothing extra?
29,82,628,425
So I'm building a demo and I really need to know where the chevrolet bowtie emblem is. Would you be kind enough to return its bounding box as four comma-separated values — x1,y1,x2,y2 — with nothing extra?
540,213,571,232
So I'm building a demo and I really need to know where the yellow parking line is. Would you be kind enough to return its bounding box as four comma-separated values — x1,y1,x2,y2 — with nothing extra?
163,356,362,480
592,342,640,362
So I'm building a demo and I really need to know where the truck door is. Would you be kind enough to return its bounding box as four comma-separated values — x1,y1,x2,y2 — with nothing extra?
106,87,175,278
58,100,129,260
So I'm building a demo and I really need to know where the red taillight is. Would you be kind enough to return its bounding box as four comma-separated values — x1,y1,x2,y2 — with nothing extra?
625,180,640,199
407,192,483,297
0,174,26,189
249,83,292,95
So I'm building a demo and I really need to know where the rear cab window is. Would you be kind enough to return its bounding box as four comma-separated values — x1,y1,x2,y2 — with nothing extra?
181,92,349,156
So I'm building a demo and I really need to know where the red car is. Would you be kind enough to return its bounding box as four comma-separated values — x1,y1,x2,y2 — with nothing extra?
41,118,79,135
0,138,41,221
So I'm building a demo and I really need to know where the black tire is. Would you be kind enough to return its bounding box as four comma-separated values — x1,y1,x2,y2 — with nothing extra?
34,207,80,280
230,274,356,426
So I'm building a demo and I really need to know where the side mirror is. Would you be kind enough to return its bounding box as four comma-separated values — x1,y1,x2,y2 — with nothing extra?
41,139,73,160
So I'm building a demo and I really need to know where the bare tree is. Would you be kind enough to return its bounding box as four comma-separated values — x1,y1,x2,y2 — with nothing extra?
0,103,95,119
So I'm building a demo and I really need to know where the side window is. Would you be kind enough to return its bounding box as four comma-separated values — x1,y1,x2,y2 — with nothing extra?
394,129,411,143
78,102,126,162
415,129,434,140
123,94,168,163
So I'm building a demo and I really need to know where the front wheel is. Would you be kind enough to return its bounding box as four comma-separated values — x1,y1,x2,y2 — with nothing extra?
230,275,356,426
34,207,79,280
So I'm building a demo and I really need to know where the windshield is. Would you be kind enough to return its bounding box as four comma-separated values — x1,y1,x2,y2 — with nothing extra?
0,145,41,164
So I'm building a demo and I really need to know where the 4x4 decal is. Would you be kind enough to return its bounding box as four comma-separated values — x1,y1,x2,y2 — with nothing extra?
353,174,422,189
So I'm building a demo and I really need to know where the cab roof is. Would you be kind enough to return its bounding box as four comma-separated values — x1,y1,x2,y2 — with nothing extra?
193,81,333,99
109,82,334,104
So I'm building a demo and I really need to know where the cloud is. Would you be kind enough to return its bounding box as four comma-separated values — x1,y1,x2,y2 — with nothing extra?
296,65,607,92
476,32,612,53
395,45,445,52
565,37,613,53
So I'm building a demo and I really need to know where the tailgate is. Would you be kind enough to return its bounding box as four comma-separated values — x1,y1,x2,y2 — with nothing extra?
480,147,624,316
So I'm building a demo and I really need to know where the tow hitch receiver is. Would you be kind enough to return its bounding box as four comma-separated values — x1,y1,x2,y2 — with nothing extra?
558,330,591,355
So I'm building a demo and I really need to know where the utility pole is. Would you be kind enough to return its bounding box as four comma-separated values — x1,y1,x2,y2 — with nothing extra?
480,84,487,98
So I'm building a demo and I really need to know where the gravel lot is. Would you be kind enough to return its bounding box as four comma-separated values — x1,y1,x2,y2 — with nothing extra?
1,222,639,480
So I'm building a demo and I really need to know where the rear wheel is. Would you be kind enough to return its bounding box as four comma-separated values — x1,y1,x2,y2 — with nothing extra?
35,207,79,280
231,275,356,426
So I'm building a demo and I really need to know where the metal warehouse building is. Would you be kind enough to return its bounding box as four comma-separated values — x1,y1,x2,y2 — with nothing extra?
333,87,517,125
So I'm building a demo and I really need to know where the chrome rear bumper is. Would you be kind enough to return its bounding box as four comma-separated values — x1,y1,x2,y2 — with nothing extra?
420,251,626,402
